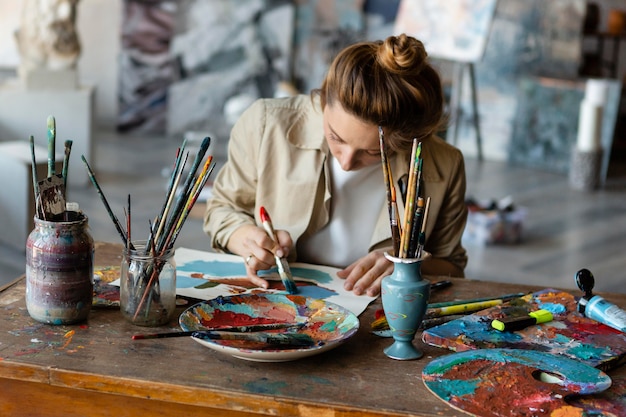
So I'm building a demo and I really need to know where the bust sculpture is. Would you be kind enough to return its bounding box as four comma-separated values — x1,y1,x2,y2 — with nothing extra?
14,0,81,73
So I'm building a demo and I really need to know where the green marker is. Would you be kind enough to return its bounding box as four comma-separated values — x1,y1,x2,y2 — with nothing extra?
492,309,553,332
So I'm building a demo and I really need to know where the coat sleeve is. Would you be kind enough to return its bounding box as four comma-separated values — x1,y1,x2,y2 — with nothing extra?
202,100,265,252
424,145,468,274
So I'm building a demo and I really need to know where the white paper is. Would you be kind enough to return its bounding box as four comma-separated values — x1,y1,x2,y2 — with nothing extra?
173,247,377,317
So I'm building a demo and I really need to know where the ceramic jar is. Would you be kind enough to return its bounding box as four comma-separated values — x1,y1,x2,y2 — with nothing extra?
381,252,430,360
26,211,94,324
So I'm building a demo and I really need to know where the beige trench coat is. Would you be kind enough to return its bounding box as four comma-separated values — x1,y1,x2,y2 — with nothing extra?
203,95,467,272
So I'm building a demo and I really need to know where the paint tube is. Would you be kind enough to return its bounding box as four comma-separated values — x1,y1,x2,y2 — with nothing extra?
578,295,626,333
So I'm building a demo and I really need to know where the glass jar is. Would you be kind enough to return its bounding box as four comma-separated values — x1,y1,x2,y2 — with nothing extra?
26,211,94,325
120,241,176,326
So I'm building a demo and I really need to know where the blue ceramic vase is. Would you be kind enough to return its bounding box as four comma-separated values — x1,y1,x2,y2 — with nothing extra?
381,252,430,360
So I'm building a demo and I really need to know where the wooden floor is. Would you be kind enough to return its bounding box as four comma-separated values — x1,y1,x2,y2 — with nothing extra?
1,130,625,295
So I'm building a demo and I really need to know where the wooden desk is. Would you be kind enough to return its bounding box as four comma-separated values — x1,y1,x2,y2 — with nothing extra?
1,242,625,417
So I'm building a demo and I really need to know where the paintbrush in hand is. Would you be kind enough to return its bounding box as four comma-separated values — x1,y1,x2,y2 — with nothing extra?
259,206,298,294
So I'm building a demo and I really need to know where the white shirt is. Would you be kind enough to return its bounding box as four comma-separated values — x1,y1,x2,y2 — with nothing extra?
298,155,385,268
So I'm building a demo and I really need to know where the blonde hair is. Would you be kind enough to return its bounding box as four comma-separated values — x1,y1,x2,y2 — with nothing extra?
314,34,446,154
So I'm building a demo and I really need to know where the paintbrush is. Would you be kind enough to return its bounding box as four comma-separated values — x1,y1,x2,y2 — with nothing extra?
38,116,66,219
378,126,398,256
372,291,529,330
192,331,319,348
29,136,42,219
81,155,133,249
62,140,73,191
155,137,211,252
47,115,56,177
259,206,298,294
372,314,467,335
132,322,306,340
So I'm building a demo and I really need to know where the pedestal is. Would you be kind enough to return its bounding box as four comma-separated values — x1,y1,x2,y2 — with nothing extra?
19,68,78,90
569,148,603,191
0,79,94,188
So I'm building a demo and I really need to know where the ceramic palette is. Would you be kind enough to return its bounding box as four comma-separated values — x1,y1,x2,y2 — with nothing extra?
179,293,359,362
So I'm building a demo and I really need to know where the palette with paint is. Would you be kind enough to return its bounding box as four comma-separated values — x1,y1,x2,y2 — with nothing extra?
422,348,613,417
422,289,626,371
179,293,359,362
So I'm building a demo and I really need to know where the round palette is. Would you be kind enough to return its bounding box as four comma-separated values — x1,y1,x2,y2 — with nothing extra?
422,348,612,417
179,293,359,362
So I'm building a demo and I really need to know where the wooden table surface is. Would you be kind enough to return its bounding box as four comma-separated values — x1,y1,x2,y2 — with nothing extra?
1,242,625,417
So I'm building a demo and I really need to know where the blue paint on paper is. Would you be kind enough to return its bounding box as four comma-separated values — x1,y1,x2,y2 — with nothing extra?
177,262,333,283
178,260,246,276
287,267,332,284
292,285,337,298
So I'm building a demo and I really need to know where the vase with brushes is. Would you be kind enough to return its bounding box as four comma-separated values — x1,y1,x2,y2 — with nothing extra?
120,241,176,326
82,136,215,327
381,252,430,360
25,116,94,325
379,127,431,359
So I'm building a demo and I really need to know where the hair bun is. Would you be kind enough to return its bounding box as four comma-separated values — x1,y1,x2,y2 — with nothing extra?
378,34,428,75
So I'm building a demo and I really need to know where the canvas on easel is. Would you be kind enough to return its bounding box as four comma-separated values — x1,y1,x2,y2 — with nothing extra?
394,0,498,160
394,0,497,63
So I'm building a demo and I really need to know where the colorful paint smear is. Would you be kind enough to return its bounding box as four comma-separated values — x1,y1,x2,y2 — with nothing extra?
568,376,626,416
423,348,612,417
179,293,359,361
92,265,121,307
422,289,626,371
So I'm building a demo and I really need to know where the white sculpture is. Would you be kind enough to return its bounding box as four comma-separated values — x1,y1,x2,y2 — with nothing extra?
14,0,81,73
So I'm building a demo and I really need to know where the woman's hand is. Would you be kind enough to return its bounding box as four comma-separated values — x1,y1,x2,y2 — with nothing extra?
337,250,393,297
227,224,293,288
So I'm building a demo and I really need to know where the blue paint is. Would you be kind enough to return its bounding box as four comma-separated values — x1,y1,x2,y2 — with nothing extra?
175,275,205,288
293,285,337,298
537,302,566,315
287,267,332,284
427,379,481,400
177,262,333,283
302,375,333,385
243,377,288,394
178,260,246,276
568,343,613,361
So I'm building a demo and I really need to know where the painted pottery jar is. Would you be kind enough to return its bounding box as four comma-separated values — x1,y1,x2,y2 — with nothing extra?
381,252,430,360
26,211,94,324
120,241,176,327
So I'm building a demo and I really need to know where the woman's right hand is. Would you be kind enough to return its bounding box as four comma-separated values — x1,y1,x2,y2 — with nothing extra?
227,224,293,288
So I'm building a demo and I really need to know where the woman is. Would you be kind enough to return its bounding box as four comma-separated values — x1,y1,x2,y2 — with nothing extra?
203,34,467,297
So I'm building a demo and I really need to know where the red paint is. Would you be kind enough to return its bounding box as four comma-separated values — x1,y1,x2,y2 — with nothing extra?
259,206,270,223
